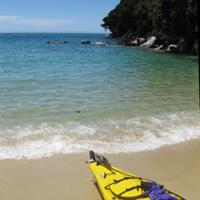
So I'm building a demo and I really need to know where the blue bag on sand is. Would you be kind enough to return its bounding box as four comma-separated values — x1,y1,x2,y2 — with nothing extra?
145,182,177,200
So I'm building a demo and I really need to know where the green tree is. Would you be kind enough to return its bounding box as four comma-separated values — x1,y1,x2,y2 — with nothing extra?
101,0,197,39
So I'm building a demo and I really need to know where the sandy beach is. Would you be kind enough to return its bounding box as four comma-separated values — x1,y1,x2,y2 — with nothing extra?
0,139,199,200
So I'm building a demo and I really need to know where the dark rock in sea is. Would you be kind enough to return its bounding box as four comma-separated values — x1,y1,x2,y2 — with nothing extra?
47,41,68,44
81,40,91,44
55,41,68,44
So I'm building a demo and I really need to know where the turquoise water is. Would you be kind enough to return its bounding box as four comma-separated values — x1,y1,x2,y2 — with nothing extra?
0,33,199,159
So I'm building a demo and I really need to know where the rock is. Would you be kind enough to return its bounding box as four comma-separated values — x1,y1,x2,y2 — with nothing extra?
154,45,166,53
105,34,112,38
153,37,166,47
190,38,198,55
165,33,180,44
166,44,177,52
95,42,114,47
81,40,91,44
57,41,68,43
117,33,135,46
176,38,187,53
96,42,107,46
47,41,67,44
140,36,157,48
130,37,146,46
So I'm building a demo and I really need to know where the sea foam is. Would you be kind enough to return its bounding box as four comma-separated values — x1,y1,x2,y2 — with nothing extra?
0,112,199,159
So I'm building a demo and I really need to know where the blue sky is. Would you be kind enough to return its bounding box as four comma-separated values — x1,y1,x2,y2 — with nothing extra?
0,0,120,33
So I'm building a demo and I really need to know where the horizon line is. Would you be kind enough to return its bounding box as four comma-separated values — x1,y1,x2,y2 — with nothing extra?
0,31,110,34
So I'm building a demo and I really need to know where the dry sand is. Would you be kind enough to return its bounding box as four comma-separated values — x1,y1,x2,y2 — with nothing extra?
0,139,199,200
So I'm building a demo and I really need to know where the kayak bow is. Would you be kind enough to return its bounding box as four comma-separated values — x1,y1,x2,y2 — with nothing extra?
86,151,185,200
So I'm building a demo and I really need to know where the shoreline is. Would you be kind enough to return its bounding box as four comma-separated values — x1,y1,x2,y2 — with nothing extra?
0,139,200,200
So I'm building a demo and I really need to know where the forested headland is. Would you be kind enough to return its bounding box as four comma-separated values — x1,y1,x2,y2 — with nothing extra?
101,0,198,54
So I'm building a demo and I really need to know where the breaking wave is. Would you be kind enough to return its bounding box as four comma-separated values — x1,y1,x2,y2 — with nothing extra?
0,112,199,159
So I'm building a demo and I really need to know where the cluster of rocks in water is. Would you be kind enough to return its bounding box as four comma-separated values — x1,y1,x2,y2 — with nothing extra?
46,34,198,55
46,40,114,47
116,33,198,55
46,40,92,44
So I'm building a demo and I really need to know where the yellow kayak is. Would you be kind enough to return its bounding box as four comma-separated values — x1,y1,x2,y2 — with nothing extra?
86,151,185,200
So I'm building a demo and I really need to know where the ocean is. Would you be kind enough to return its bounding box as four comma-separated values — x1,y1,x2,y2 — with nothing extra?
0,33,199,159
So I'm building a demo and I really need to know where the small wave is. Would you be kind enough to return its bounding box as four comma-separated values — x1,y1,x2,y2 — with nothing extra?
0,112,199,159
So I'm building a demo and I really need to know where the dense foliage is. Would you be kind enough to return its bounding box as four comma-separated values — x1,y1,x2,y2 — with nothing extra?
101,0,197,39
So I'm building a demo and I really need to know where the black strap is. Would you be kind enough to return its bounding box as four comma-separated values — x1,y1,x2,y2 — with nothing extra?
112,185,146,200
116,185,141,197
105,177,137,189
112,168,186,200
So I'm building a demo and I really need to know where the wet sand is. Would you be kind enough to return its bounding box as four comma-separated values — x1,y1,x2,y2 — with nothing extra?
0,139,199,200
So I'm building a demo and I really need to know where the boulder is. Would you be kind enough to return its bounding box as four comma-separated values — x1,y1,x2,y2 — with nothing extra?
81,40,91,44
166,44,177,52
190,38,198,55
140,36,157,48
95,42,104,46
117,33,135,46
176,38,187,53
105,34,112,38
165,33,180,44
154,45,166,53
130,37,146,46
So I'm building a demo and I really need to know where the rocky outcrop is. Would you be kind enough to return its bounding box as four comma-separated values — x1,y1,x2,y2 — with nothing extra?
118,32,198,55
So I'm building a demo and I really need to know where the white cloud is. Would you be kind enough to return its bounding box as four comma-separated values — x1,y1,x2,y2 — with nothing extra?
0,16,22,21
0,15,72,27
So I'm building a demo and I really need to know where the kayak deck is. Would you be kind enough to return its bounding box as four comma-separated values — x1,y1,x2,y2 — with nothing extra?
89,162,150,200
87,151,184,200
